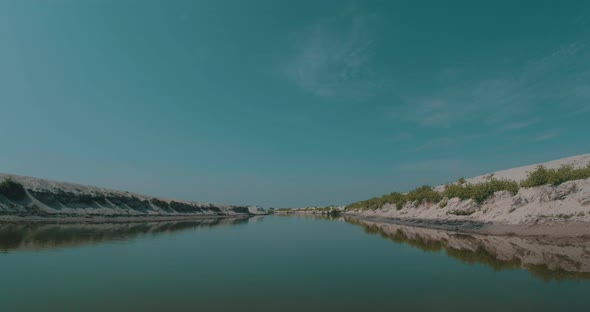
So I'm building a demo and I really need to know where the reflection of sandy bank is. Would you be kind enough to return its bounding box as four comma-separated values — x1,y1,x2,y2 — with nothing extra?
0,217,250,252
347,217,590,281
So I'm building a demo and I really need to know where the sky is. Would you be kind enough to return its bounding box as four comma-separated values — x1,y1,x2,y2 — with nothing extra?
1,0,589,208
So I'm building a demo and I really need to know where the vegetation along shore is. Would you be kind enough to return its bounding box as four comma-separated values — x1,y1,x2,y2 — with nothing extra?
280,154,590,237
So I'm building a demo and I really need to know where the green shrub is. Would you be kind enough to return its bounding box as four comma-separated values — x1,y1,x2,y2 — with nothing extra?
346,192,408,210
346,186,441,211
468,179,519,203
347,179,519,210
442,178,519,204
346,163,590,210
520,163,590,188
443,182,471,200
386,192,407,210
406,185,442,204
520,165,551,187
0,178,27,201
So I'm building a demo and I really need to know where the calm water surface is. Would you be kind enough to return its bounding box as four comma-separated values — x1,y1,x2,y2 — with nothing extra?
1,215,590,311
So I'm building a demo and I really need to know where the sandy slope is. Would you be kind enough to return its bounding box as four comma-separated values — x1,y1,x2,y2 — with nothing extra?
343,153,590,236
434,153,590,191
0,173,265,220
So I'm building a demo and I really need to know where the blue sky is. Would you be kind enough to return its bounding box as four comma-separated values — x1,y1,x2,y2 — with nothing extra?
1,0,589,207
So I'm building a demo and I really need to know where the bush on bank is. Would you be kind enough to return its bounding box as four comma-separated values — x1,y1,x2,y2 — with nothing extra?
345,162,590,211
520,164,590,188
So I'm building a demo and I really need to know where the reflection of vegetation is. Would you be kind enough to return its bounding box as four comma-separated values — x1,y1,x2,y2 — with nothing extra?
274,206,341,217
446,247,521,271
290,214,342,221
0,218,250,252
363,224,446,253
346,218,590,282
526,264,590,282
346,162,590,210
0,178,27,201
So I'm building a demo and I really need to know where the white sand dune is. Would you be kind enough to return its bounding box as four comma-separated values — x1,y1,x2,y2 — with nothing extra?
342,153,590,237
446,153,590,186
0,172,265,220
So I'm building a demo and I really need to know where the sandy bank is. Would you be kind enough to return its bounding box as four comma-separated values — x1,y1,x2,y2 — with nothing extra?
342,154,590,237
344,178,590,236
0,173,266,220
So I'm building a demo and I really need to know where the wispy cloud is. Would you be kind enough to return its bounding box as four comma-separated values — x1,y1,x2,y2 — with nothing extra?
283,8,387,100
412,137,456,152
409,133,483,152
395,40,590,129
569,105,590,115
396,76,535,128
567,85,590,116
535,131,559,141
392,158,480,178
499,118,541,131
391,132,412,142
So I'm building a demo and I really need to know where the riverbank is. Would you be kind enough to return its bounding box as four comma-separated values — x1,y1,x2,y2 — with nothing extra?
343,178,590,237
274,154,590,237
342,154,590,237
0,173,266,220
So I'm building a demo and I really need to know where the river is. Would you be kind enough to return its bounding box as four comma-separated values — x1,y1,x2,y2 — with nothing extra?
1,215,589,311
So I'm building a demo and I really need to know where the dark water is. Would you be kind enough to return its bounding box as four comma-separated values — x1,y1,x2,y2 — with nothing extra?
1,215,590,311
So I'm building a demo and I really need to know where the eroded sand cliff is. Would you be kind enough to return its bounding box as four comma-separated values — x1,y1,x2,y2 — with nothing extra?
0,173,263,220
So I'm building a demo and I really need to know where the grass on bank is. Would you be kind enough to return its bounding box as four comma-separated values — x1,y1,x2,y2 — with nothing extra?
0,178,27,201
520,164,590,187
443,179,519,204
346,162,590,211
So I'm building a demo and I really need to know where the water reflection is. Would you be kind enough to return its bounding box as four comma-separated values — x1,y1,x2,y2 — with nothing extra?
346,217,590,281
5,215,590,282
0,217,251,252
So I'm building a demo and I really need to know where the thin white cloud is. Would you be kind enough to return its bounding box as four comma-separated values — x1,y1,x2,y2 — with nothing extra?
567,85,590,116
392,158,474,174
409,133,483,152
499,118,541,131
391,132,412,142
396,39,590,128
569,105,590,115
397,75,536,128
284,8,386,100
535,131,559,141
412,137,457,152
